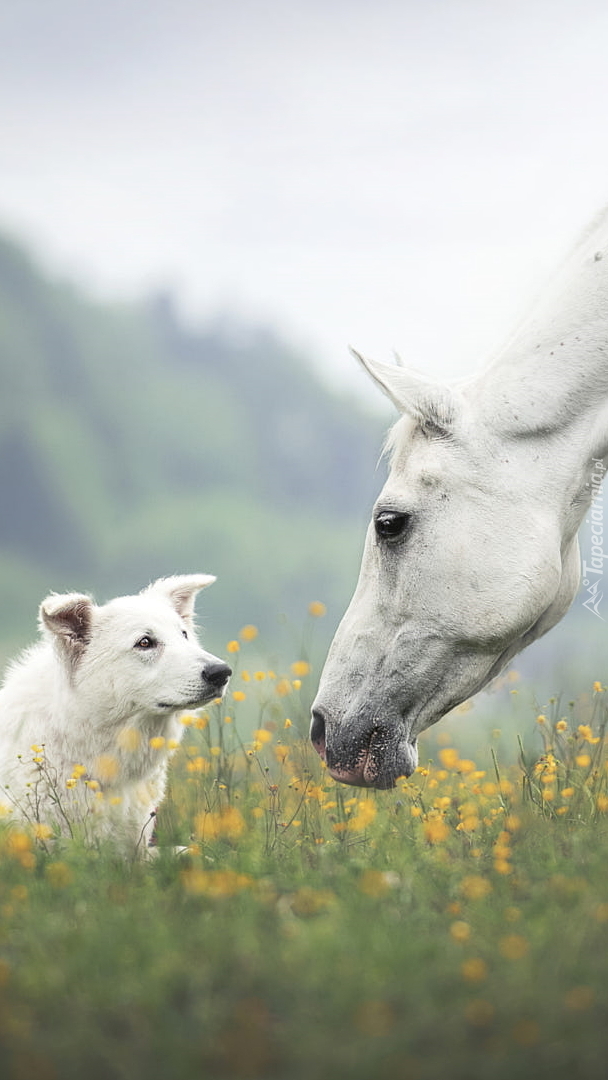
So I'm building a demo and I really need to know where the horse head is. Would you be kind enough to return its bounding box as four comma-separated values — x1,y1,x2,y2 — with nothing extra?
312,208,608,788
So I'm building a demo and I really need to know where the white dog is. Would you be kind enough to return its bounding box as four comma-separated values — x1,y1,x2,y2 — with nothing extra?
0,575,231,850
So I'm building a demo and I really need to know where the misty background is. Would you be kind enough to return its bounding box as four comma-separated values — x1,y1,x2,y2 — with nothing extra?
0,0,606,718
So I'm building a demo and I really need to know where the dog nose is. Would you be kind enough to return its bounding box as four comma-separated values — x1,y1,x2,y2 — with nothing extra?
203,661,232,690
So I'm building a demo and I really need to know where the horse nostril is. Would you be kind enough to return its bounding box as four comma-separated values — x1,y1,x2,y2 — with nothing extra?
204,662,232,689
310,708,326,753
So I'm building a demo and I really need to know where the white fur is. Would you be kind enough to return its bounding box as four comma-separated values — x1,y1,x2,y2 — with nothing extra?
312,206,608,789
0,575,230,850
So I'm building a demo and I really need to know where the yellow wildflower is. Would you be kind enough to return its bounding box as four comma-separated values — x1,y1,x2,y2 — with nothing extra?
564,986,594,1011
194,805,246,841
461,958,488,983
494,859,512,875
459,875,492,901
34,824,53,841
181,868,252,897
450,921,471,942
347,799,377,831
358,870,397,897
239,625,259,642
499,934,529,960
424,815,449,843
438,748,460,770
7,832,31,855
291,661,311,678
116,727,141,751
149,737,165,750
556,720,568,732
94,754,120,781
186,756,210,774
46,862,73,888
226,640,240,653
593,681,604,692
459,816,480,832
232,690,246,702
464,999,495,1027
308,601,327,617
289,887,336,916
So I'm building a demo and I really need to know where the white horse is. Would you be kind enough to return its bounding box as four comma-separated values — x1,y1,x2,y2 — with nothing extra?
311,207,608,788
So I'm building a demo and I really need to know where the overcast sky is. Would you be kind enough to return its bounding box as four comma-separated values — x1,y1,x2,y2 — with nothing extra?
2,0,608,388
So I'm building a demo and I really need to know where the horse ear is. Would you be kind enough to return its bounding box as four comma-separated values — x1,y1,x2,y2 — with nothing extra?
350,348,457,435
40,593,94,668
144,574,216,624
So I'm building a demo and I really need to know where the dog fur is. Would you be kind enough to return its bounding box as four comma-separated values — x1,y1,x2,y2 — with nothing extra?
0,575,231,850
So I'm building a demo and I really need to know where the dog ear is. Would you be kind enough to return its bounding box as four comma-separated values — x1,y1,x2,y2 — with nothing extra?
144,575,216,625
40,593,94,667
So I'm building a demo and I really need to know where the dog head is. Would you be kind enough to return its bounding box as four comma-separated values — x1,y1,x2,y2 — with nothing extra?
40,575,231,720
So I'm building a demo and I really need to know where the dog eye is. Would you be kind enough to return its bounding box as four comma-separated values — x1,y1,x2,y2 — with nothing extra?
134,635,157,650
374,510,411,542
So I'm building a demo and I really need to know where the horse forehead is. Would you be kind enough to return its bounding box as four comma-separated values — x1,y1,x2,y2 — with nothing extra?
387,429,467,494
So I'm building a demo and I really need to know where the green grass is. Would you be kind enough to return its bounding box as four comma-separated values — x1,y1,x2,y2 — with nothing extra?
0,625,608,1080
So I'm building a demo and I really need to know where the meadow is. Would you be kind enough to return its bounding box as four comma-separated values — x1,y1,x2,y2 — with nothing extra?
0,609,607,1080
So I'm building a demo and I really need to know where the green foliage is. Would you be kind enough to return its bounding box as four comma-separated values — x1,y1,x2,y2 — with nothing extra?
0,641,608,1079
0,236,387,650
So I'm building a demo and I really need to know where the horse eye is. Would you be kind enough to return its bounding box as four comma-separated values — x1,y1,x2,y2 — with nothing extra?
182,630,188,640
135,635,157,650
374,510,410,542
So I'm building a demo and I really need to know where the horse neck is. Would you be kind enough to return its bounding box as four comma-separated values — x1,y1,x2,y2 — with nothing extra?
466,211,608,522
466,354,608,547
472,320,608,449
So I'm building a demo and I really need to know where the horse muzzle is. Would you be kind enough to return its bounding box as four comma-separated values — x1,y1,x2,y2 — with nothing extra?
310,706,418,789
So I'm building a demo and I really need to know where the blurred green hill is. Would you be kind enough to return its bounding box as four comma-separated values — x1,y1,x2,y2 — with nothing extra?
0,235,388,659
